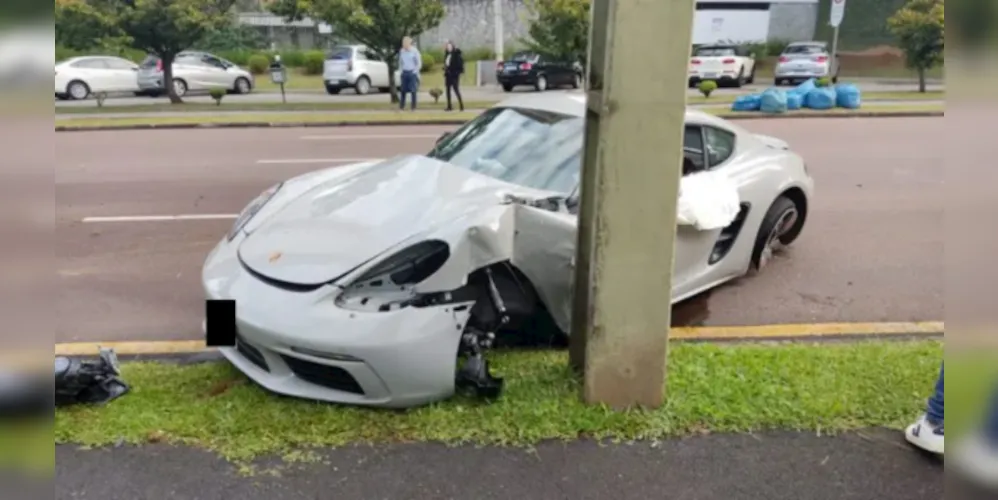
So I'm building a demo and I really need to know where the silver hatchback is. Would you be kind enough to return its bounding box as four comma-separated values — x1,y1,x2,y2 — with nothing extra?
773,42,839,86
136,51,254,97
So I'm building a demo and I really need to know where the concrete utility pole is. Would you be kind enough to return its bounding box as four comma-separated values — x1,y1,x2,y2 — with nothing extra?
493,0,504,60
569,0,695,409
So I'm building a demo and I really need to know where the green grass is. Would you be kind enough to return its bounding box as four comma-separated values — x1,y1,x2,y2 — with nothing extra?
54,103,943,129
55,341,942,464
55,90,944,116
253,67,477,93
0,420,54,475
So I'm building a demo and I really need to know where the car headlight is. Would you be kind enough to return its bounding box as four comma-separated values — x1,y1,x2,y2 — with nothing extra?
227,183,282,241
336,240,452,311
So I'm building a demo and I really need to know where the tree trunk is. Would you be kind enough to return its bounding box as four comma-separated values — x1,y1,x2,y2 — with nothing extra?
162,53,183,104
387,60,399,103
917,67,926,93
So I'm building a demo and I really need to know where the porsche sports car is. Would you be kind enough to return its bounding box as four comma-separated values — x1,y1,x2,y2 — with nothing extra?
202,93,814,408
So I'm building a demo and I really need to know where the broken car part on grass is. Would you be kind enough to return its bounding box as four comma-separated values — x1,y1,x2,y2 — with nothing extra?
55,348,130,407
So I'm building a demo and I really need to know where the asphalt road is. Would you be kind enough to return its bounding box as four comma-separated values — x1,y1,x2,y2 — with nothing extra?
55,117,943,344
54,78,945,108
54,430,944,500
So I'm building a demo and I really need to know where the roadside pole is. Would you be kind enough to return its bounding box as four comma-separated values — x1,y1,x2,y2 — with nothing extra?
569,0,695,409
493,0,504,61
829,0,846,77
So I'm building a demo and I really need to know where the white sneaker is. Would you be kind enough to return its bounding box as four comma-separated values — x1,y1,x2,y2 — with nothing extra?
905,414,944,455
952,433,998,490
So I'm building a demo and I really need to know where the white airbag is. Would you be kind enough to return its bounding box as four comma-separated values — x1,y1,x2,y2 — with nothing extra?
676,170,741,230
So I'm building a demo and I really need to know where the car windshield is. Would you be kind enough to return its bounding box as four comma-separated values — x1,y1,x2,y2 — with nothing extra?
696,47,736,57
139,55,159,68
784,45,825,55
427,106,583,194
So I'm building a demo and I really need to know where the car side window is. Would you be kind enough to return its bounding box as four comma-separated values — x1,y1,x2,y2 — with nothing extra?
202,55,225,68
703,126,736,167
72,59,108,69
682,125,706,175
104,58,135,70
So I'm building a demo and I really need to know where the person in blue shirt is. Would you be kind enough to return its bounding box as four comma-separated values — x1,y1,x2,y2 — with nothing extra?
398,36,421,111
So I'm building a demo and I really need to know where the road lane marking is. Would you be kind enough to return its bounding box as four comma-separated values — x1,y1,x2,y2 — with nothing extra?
45,321,944,357
256,158,377,164
82,214,237,223
299,134,440,140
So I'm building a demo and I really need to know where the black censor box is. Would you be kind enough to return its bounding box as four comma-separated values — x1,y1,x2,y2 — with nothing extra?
205,299,236,347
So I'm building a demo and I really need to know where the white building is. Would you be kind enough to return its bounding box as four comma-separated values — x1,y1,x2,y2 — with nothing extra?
692,0,820,45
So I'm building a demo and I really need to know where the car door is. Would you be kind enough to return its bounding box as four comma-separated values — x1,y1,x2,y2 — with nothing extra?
200,54,233,88
360,49,389,88
102,57,139,91
71,58,114,92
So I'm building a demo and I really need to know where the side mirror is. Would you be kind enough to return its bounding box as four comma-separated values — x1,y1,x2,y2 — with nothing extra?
436,132,451,144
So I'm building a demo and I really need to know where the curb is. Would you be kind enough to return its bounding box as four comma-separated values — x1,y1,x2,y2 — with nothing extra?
53,110,944,132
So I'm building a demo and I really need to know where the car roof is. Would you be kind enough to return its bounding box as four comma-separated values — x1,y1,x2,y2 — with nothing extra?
492,92,745,131
787,41,827,47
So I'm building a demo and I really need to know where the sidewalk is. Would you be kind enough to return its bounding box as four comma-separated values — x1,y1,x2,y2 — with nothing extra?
56,429,942,500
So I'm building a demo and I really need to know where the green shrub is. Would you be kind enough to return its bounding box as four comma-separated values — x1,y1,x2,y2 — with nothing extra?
698,80,718,98
217,50,254,66
815,77,831,87
279,50,306,68
302,50,325,75
56,45,81,62
420,53,436,73
208,87,226,105
247,54,270,75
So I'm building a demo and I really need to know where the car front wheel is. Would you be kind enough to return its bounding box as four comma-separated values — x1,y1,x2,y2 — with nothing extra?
67,81,90,100
751,196,803,271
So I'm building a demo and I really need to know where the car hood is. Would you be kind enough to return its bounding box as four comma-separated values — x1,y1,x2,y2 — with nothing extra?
238,154,546,286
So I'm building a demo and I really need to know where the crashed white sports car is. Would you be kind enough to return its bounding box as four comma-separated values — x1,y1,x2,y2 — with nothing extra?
202,93,814,408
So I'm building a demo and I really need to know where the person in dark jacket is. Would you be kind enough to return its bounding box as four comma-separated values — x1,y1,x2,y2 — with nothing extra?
443,41,464,111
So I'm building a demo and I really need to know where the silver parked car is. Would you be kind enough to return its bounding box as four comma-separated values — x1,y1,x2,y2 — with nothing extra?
323,44,392,95
202,92,815,409
136,51,254,97
773,42,839,86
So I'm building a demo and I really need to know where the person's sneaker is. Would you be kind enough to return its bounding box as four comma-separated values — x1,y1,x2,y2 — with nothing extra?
905,414,944,454
952,433,998,490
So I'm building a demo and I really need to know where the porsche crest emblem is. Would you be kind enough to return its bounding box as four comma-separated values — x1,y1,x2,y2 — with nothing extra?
268,251,282,263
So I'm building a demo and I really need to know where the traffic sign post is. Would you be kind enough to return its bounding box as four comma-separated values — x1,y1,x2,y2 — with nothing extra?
829,0,846,80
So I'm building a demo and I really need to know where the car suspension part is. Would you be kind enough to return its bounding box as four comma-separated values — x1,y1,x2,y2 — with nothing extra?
455,268,506,399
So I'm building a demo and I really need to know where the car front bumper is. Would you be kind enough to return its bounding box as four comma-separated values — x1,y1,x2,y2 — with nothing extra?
774,68,830,80
202,236,470,409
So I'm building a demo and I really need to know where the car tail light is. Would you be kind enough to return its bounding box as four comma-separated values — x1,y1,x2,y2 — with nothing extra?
496,61,503,70
519,62,532,70
778,56,789,63
155,60,163,72
690,58,701,65
814,56,828,63
722,58,735,64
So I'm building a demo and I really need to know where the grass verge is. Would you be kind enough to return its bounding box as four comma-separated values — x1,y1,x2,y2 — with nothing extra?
55,340,942,463
54,103,944,130
254,67,477,92
55,90,945,115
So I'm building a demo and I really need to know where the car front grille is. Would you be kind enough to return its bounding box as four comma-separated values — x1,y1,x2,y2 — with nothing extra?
280,355,365,395
236,335,269,372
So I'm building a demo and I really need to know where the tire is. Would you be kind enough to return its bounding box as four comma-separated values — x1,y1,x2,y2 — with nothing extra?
67,80,90,100
55,93,68,101
325,85,342,95
773,78,782,87
747,65,756,84
751,196,803,271
534,75,548,92
571,73,581,89
501,83,513,92
172,78,187,97
377,87,390,93
233,77,251,95
354,76,371,95
734,67,745,88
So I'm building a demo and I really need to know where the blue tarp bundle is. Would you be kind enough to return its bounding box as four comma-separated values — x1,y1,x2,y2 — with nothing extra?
759,88,788,114
731,94,762,111
805,87,836,110
789,78,817,99
786,92,803,110
835,83,862,109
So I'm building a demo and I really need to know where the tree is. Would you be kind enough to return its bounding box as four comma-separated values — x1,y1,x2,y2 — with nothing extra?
523,0,590,65
269,0,446,102
887,0,944,92
80,0,238,103
55,0,126,51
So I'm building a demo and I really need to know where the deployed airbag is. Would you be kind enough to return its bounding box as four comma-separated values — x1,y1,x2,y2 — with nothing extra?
676,170,741,230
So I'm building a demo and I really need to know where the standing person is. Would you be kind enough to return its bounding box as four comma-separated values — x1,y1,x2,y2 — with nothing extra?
398,36,422,111
443,40,465,111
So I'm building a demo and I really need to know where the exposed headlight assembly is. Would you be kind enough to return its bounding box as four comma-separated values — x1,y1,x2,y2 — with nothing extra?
227,183,282,241
336,240,456,312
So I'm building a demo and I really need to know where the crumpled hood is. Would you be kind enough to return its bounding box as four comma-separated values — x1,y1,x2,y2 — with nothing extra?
238,155,538,285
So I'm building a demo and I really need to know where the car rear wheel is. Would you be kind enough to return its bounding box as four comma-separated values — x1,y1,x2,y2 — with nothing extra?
234,77,251,94
501,83,513,92
734,68,745,88
751,196,802,271
172,78,188,97
354,76,371,95
325,85,342,95
67,80,90,100
534,75,548,92
747,65,756,84
571,73,581,89
773,78,783,87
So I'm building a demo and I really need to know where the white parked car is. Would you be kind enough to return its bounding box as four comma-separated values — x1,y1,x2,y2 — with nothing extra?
55,55,140,100
135,51,254,97
688,44,757,88
773,41,839,86
202,93,815,409
323,44,392,95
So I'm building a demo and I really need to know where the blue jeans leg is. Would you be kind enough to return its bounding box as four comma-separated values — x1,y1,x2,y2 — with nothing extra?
984,384,998,445
926,363,944,426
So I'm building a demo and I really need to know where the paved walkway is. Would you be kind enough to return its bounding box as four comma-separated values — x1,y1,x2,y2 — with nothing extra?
55,429,943,499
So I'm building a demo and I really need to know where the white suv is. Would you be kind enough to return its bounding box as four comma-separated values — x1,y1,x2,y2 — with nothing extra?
322,45,391,95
